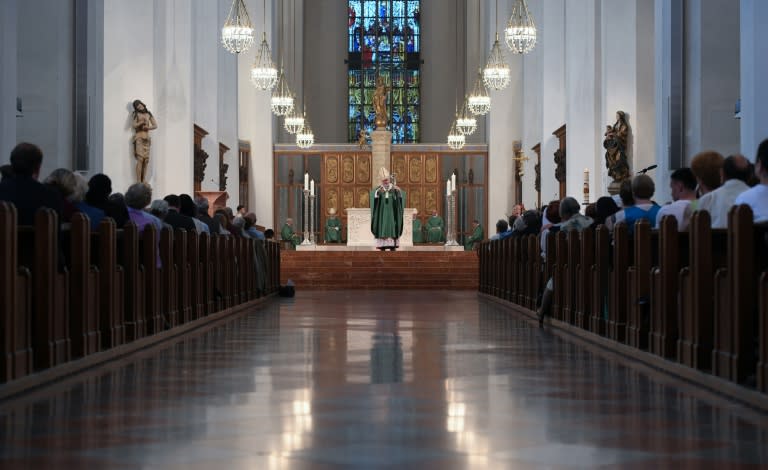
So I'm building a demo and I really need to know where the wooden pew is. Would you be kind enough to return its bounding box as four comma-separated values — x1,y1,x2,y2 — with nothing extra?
122,222,146,341
68,213,101,357
576,228,594,330
552,231,567,321
712,205,757,382
759,271,768,393
95,218,125,350
562,230,580,325
187,230,203,320
141,225,164,334
199,233,215,315
608,223,629,343
33,209,71,369
650,216,684,358
627,219,652,350
174,229,192,324
0,203,33,382
590,226,610,336
159,227,178,327
529,235,541,311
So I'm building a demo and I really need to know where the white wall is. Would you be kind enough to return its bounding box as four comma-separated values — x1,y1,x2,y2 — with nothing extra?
521,0,543,209
540,0,566,205
739,0,768,160
0,0,18,160
16,0,74,177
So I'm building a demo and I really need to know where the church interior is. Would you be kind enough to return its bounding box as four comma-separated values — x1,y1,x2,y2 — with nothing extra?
1,0,768,467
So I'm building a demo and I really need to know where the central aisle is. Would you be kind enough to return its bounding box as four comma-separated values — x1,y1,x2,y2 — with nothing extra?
1,291,766,468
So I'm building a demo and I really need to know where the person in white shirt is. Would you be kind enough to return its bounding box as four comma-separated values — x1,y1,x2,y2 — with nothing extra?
734,139,768,223
696,155,751,228
690,151,724,197
656,168,697,230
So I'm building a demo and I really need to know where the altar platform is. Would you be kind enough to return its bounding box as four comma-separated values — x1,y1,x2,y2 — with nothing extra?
281,248,478,290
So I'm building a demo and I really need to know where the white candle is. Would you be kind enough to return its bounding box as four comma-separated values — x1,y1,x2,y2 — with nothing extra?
584,168,589,182
304,172,309,191
451,173,456,192
446,180,451,196
310,179,315,196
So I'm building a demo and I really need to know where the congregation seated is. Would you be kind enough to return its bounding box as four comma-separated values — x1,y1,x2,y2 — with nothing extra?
608,174,659,234
734,139,768,223
0,142,63,226
43,168,82,223
592,196,620,229
244,213,265,240
125,183,164,234
180,194,209,234
510,210,542,238
489,219,509,241
85,173,129,228
195,197,221,234
655,168,697,231
696,154,751,228
163,194,197,232
149,199,173,230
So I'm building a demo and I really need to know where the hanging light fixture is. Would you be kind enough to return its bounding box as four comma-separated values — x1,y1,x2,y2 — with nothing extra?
468,70,491,115
283,6,303,133
505,0,537,54
456,98,477,136
271,68,294,115
483,0,511,90
221,0,255,54
296,112,315,149
447,118,466,150
250,0,278,90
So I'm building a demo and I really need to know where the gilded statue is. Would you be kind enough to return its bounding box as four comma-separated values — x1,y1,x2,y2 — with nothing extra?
357,128,369,149
603,111,631,184
373,76,390,128
131,99,158,183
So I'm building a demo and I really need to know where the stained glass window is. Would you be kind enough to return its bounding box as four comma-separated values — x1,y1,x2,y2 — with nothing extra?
348,0,421,144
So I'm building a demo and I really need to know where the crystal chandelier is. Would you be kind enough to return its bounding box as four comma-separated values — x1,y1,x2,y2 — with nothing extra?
271,68,294,116
456,99,477,136
221,0,254,54
447,119,466,150
296,115,315,149
468,71,491,115
250,32,278,90
483,33,511,90
505,0,537,54
284,103,305,134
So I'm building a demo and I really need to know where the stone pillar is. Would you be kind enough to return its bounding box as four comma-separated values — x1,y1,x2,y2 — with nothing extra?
521,0,543,209
740,0,768,160
0,0,17,159
540,0,566,204
370,129,392,187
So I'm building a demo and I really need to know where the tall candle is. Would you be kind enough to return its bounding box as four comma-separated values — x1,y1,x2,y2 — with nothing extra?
304,172,309,191
584,168,589,182
446,180,451,196
310,179,315,196
451,173,456,192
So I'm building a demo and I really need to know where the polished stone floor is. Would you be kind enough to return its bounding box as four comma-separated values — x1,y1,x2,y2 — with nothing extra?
1,291,768,469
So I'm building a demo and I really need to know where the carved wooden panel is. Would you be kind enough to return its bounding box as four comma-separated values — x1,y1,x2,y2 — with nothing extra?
356,187,370,208
409,186,422,216
425,155,438,183
408,156,422,183
326,188,339,214
532,143,541,208
392,154,406,182
342,188,355,212
342,155,355,183
425,187,439,214
553,125,567,199
326,156,339,184
356,155,370,184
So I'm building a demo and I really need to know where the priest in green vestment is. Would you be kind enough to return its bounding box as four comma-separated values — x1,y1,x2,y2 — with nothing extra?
412,209,425,243
464,219,484,250
425,209,445,243
370,167,405,250
324,208,342,243
280,218,302,248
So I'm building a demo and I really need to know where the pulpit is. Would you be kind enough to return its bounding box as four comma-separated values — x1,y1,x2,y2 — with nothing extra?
347,208,416,247
195,191,228,216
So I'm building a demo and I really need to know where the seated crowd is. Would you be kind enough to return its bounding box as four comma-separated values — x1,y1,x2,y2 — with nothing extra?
0,142,273,240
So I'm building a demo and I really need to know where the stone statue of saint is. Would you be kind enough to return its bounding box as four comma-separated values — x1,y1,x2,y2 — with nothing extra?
373,76,389,128
132,99,158,183
603,111,630,185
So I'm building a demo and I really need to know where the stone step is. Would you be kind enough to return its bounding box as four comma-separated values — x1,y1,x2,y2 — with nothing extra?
280,251,479,290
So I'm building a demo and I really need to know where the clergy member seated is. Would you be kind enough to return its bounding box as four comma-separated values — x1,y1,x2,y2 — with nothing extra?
425,209,445,243
281,217,302,248
324,207,342,243
464,219,484,250
412,209,425,243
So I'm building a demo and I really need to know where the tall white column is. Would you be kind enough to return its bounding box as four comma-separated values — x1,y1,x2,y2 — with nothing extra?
653,0,673,203
565,0,600,202
239,0,275,228
740,0,768,160
540,0,566,205
0,0,17,159
488,0,523,221
192,0,220,192
217,0,239,204
521,0,543,209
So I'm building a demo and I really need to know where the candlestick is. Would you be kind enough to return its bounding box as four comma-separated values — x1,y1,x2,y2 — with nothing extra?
310,179,315,196
304,172,309,191
451,173,456,193
446,180,451,196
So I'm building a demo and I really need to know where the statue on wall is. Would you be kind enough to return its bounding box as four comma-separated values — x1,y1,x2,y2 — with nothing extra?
554,148,566,183
131,99,158,183
373,75,390,128
603,110,631,193
219,161,229,192
357,128,369,149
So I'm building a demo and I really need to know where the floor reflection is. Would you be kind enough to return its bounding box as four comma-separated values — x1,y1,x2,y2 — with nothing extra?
0,291,767,468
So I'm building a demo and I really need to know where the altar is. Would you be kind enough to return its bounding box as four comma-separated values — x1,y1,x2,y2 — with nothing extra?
346,207,416,247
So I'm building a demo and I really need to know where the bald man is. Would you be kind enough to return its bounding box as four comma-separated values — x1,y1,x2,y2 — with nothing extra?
696,154,752,229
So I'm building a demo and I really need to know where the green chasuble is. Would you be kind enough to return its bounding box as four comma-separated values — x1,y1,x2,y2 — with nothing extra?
464,224,484,250
425,215,445,243
370,185,406,247
412,218,424,243
324,216,342,243
280,223,301,248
